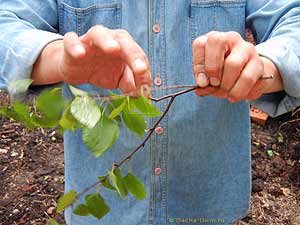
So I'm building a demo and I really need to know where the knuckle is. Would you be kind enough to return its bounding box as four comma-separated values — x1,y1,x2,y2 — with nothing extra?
193,64,205,73
244,42,255,53
207,30,219,37
207,32,223,43
90,25,105,34
227,31,241,40
256,59,264,73
192,36,206,48
205,65,221,76
131,49,146,61
64,32,77,41
229,92,242,102
115,29,130,38
93,24,104,30
207,32,227,48
220,82,230,92
243,73,256,84
140,51,147,61
65,31,75,37
224,57,241,71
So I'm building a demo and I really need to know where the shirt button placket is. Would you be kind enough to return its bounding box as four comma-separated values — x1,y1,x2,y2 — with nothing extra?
149,1,167,225
154,76,163,86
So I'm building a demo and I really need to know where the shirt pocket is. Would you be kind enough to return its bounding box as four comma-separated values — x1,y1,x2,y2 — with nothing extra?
190,0,246,40
58,2,122,36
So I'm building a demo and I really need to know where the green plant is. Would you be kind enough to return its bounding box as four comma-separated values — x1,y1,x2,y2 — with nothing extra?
0,79,199,224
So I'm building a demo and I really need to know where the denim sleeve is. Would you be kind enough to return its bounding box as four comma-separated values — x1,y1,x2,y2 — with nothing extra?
246,0,300,117
0,0,63,97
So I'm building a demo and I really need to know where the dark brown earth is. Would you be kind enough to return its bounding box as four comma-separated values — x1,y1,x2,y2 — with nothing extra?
0,91,299,225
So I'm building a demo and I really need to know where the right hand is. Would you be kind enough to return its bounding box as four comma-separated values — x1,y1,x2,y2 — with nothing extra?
58,25,151,93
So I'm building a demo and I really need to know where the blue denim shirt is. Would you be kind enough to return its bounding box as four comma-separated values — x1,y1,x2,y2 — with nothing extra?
1,1,300,225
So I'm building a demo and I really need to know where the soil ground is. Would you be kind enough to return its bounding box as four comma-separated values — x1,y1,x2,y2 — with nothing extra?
0,91,299,225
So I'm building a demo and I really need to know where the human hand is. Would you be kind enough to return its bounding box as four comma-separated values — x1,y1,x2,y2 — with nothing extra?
33,25,151,94
192,31,282,102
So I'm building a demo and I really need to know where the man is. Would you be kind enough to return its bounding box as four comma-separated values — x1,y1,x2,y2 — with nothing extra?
0,1,300,224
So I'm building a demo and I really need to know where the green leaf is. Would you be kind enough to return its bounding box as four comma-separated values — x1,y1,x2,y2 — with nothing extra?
56,190,77,213
123,172,147,200
31,115,58,128
59,105,83,132
70,96,101,128
110,92,126,107
122,110,146,138
277,133,284,143
108,168,128,198
267,149,274,158
83,115,119,158
0,101,39,130
73,204,90,216
46,218,59,225
108,100,126,119
133,96,161,117
13,101,35,129
107,104,122,124
98,176,116,191
36,88,67,122
127,97,136,111
69,85,88,97
8,79,33,96
0,106,17,120
85,193,110,220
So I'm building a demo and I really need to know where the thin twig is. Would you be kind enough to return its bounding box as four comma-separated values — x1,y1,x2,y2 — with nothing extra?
77,179,103,199
116,97,175,168
151,86,199,102
74,86,199,201
278,118,300,132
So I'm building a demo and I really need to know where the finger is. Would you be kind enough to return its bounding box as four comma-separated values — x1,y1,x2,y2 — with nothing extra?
211,88,228,99
118,65,136,93
221,42,255,92
192,36,206,65
228,58,263,102
64,32,86,59
206,31,244,87
195,72,210,88
113,29,151,88
192,36,209,87
245,79,265,101
205,32,228,86
81,25,120,54
195,86,218,97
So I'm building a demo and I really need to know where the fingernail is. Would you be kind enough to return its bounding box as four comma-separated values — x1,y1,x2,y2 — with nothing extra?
210,77,220,86
106,39,119,48
73,44,85,56
196,73,209,87
134,58,147,71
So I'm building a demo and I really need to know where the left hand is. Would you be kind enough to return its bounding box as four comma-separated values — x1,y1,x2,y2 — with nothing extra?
192,31,282,102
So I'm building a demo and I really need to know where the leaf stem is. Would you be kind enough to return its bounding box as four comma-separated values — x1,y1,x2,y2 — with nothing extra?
116,96,175,168
72,86,199,203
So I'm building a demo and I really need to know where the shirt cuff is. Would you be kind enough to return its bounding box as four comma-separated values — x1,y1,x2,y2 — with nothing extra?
0,29,63,100
250,92,300,117
255,39,300,98
253,39,300,117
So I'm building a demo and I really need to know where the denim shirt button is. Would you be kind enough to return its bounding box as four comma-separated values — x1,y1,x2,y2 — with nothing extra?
154,167,162,175
152,23,161,33
155,126,164,135
154,76,162,86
